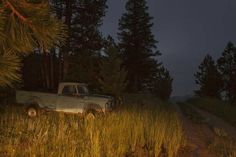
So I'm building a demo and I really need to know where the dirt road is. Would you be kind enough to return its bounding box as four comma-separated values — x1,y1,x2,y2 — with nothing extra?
176,105,236,157
193,106,236,140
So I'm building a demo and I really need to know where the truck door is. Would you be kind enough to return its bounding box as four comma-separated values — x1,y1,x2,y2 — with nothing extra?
56,85,84,113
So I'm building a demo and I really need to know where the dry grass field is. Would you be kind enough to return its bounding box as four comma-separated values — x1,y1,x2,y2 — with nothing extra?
0,95,185,157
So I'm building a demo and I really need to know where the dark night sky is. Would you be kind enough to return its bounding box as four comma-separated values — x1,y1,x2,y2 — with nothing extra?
101,0,236,96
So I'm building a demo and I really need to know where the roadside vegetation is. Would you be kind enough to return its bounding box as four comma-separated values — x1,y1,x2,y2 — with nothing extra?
187,97,236,128
0,96,185,157
192,41,236,157
208,137,236,157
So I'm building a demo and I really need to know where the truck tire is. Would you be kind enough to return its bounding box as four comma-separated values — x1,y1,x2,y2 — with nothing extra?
84,109,96,120
26,105,39,118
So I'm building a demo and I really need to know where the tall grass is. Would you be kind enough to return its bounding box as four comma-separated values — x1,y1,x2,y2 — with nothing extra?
187,97,236,127
208,137,236,157
0,100,185,157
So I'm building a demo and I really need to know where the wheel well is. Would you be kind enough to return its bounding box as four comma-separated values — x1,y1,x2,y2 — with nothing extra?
84,103,103,113
26,102,40,111
26,97,42,108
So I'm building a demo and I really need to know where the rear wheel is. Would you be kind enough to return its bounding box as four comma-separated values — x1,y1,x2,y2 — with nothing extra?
26,105,38,117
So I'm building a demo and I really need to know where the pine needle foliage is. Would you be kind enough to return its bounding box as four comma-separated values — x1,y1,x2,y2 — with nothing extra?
217,42,236,102
0,48,21,87
1,0,66,52
0,0,66,87
99,46,127,98
195,54,223,98
151,66,173,100
118,0,159,91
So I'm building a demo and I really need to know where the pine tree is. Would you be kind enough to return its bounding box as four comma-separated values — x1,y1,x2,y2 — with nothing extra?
150,66,173,100
65,50,101,90
71,0,107,53
118,0,159,92
0,0,65,87
69,0,107,82
99,46,127,98
51,0,107,83
0,49,21,87
195,54,223,98
217,42,236,102
50,0,77,80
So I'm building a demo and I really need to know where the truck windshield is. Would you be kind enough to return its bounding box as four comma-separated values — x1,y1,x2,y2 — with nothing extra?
77,86,89,95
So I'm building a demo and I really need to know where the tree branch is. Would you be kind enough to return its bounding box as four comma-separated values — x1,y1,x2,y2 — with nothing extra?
4,1,35,30
5,1,27,22
20,0,47,10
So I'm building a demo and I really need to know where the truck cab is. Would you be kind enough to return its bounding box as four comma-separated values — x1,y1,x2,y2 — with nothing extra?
58,83,89,97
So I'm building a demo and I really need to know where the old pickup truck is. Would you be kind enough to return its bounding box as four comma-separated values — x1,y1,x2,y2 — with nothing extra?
16,82,114,117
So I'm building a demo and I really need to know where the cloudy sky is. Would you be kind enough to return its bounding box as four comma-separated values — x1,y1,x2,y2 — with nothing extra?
101,0,236,96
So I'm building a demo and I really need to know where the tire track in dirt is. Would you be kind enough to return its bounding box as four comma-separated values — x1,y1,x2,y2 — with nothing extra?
192,106,236,140
174,104,216,157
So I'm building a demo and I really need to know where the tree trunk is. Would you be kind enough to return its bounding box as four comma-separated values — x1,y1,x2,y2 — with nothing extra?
40,56,46,89
44,53,50,89
50,52,55,90
58,50,63,82
62,0,72,80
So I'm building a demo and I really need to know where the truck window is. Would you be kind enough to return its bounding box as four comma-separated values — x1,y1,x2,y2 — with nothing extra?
77,86,89,95
62,85,77,96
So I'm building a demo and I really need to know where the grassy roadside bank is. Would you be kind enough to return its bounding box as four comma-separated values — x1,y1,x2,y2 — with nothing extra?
187,97,236,128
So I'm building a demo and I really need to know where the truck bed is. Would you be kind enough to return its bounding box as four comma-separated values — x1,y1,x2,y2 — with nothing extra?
16,90,86,113
16,90,58,109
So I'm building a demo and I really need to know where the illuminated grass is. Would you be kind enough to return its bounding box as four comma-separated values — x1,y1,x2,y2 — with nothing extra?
0,101,185,157
208,137,236,157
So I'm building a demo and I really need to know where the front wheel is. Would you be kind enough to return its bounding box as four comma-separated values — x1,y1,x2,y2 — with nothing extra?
85,112,96,120
84,108,104,120
84,109,98,121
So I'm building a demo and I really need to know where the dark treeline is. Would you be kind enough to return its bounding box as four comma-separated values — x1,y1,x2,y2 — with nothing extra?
195,42,236,103
22,0,173,100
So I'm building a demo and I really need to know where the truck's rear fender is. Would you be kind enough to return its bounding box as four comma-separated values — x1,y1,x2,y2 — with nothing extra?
26,96,44,108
